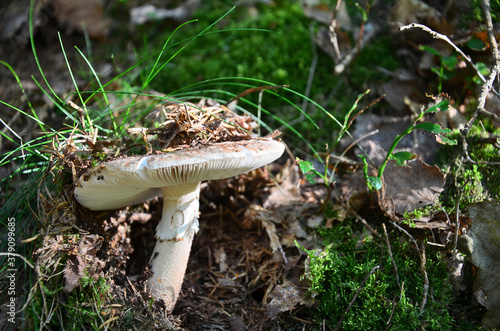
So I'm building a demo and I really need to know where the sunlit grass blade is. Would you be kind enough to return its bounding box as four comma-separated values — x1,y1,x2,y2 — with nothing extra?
0,61,45,132
74,46,114,130
29,0,63,108
142,19,199,89
169,82,321,158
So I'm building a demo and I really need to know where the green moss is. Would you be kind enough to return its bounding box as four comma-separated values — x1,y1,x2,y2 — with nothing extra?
297,220,469,330
350,36,400,87
466,0,500,23
436,125,500,210
29,265,112,330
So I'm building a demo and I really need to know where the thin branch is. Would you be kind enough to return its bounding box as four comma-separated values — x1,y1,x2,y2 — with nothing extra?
329,0,344,61
383,223,401,291
453,185,465,260
418,246,429,314
461,0,500,149
399,23,489,86
389,221,429,314
356,214,383,242
334,265,380,331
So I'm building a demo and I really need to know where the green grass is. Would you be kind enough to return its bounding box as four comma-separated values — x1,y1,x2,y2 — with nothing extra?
127,1,363,151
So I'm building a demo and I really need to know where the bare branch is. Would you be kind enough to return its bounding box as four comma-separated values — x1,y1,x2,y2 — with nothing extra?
400,23,488,84
383,223,401,291
461,0,500,143
334,265,380,331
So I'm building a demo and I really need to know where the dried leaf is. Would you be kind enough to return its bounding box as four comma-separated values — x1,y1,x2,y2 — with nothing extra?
383,158,445,215
458,201,500,329
264,281,309,319
46,0,110,40
345,114,441,165
63,235,105,292
390,0,443,32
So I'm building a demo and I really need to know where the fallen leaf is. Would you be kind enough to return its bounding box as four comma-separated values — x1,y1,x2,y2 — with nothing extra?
46,0,110,41
63,235,105,292
383,158,445,215
264,281,310,319
339,157,445,219
458,200,500,329
346,113,442,165
390,0,442,31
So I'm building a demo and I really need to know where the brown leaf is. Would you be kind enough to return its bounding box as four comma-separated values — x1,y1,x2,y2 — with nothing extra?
264,281,309,319
46,0,110,41
338,157,445,219
345,113,441,165
63,235,105,292
383,158,445,215
458,201,500,329
390,0,442,31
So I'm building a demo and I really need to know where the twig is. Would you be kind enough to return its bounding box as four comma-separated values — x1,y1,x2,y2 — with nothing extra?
334,265,380,331
399,23,489,87
464,0,500,127
453,186,464,261
331,1,376,74
356,214,383,242
386,282,405,328
461,0,500,156
418,246,429,314
382,223,401,291
329,0,344,61
389,221,429,314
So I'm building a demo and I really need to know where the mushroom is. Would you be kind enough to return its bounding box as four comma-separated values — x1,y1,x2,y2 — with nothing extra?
74,138,284,311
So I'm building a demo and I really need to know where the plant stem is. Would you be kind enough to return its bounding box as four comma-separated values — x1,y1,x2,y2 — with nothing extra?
377,129,409,178
377,111,426,179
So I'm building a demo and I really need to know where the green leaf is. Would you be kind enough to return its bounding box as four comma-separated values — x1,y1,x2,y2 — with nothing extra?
476,62,490,76
442,55,458,70
358,154,383,191
304,173,317,184
297,158,315,174
424,99,449,114
390,151,416,166
430,67,442,77
368,176,383,191
414,122,457,145
420,45,441,57
414,122,451,135
468,38,486,51
296,158,318,184
435,135,458,145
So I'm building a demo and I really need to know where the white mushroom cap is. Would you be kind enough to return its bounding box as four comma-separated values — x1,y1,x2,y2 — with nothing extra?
74,138,285,210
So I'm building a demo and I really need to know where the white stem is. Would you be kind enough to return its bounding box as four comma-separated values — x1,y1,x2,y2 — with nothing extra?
148,236,193,310
148,182,200,310
156,182,200,241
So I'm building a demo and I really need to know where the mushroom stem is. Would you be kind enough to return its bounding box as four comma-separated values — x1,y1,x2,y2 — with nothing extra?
148,182,200,309
148,235,194,310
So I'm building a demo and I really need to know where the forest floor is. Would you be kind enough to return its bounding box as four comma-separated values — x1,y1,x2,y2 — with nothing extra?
1,0,499,330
